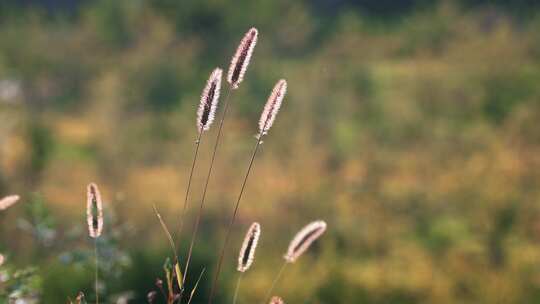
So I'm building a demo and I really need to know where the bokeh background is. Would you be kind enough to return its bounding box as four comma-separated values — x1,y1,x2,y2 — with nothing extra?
1,0,540,303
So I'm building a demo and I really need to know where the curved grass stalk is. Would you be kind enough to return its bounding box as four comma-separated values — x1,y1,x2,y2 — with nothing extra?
175,130,203,250
262,262,287,304
208,137,263,304
232,272,244,304
94,238,99,304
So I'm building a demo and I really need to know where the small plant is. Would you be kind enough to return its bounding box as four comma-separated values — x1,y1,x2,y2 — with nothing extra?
2,26,328,304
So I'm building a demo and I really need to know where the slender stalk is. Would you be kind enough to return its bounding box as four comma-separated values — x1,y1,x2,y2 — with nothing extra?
152,204,183,298
187,268,206,304
232,273,243,304
94,238,99,304
208,137,263,304
153,205,178,258
183,86,233,286
175,130,204,251
262,262,287,304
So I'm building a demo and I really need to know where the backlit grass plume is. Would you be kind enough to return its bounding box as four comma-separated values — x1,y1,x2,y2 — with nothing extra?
0,194,19,211
86,182,104,304
86,183,103,238
232,223,261,304
0,254,4,266
263,220,327,303
269,296,284,304
238,222,261,272
209,79,288,303
191,28,262,304
259,79,287,138
175,68,223,286
227,27,258,89
197,68,222,133
284,220,327,263
184,29,259,293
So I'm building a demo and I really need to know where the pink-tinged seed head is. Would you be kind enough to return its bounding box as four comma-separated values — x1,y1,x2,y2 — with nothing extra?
258,79,287,137
284,220,327,263
237,222,261,272
86,183,103,238
227,27,258,89
197,68,222,133
0,195,19,211
269,296,284,304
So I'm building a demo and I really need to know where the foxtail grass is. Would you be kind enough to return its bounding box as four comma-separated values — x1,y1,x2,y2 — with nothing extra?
263,220,327,303
227,28,258,89
209,79,287,303
0,194,20,211
86,183,104,304
183,27,259,292
269,296,284,304
175,67,223,259
233,222,261,304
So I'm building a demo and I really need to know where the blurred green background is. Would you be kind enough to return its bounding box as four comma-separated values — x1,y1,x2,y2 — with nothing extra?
1,0,540,303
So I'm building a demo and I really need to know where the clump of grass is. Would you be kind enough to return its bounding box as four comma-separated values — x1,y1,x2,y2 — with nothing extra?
209,79,287,303
184,27,259,293
79,26,327,304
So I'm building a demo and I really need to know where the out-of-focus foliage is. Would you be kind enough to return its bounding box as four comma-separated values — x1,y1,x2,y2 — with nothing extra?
1,0,540,303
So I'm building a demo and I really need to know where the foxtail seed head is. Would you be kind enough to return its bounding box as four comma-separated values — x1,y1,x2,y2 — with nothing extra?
197,68,222,133
227,27,258,89
258,79,287,137
269,296,284,304
86,183,103,238
237,222,261,272
0,195,19,211
284,220,327,263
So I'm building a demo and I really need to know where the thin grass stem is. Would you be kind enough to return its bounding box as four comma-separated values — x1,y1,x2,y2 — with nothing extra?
94,238,99,304
183,85,233,286
262,262,287,304
232,273,244,304
187,268,206,304
175,130,204,251
208,137,262,304
153,204,178,257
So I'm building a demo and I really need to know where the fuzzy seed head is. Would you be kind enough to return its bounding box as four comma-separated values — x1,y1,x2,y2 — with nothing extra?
0,195,19,211
237,222,261,272
0,254,4,266
197,68,222,133
269,296,284,304
258,79,287,137
86,183,103,238
284,220,327,263
227,27,258,89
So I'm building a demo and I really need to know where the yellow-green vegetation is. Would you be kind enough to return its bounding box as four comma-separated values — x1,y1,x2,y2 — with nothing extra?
1,1,540,303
